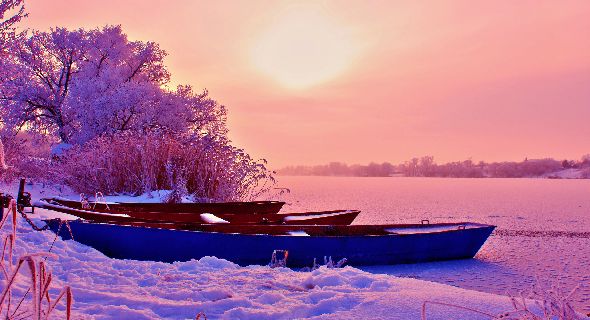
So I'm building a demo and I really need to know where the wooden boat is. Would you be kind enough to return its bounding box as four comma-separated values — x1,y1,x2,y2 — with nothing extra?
43,197,286,215
43,219,495,267
34,199,360,225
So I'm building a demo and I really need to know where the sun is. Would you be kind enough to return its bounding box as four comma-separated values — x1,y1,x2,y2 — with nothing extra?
250,5,359,90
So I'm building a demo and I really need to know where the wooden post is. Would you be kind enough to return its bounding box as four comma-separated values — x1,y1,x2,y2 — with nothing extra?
0,192,4,221
17,178,25,210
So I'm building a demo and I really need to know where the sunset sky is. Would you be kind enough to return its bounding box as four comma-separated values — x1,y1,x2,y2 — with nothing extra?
22,0,590,168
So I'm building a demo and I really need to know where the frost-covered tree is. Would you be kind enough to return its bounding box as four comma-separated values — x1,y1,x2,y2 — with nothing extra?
0,0,24,106
1,0,26,170
4,25,225,144
5,28,88,142
1,24,275,200
0,0,25,47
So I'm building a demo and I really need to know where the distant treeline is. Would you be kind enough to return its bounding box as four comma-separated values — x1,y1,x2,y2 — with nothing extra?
278,155,590,178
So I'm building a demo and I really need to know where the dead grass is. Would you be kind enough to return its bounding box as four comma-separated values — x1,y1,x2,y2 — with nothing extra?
0,199,73,319
42,132,278,202
422,282,586,320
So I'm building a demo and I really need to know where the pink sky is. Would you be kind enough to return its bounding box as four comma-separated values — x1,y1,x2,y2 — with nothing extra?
22,0,590,168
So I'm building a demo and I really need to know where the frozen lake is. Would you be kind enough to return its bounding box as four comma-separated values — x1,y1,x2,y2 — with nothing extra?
277,176,590,313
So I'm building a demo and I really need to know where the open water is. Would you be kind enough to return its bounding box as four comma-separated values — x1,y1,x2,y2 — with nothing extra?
278,176,590,313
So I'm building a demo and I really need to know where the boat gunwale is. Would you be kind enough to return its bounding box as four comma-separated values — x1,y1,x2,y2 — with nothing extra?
43,218,495,238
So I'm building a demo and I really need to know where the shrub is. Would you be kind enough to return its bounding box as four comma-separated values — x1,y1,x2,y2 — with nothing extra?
0,133,53,183
51,132,276,202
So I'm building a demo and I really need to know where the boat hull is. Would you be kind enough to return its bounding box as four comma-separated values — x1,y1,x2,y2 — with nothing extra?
46,198,286,215
35,200,359,225
45,220,495,267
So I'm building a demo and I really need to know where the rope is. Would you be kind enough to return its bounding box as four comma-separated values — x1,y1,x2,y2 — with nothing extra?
18,209,50,231
19,207,75,240
48,219,75,249
62,219,75,241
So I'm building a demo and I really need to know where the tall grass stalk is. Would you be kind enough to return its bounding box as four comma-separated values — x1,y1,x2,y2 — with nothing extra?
421,282,585,320
0,199,73,319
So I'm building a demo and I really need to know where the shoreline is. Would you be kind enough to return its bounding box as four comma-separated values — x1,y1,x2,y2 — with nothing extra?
1,181,587,318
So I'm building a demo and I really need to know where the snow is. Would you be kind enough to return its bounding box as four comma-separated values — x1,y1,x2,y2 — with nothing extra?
200,213,230,224
287,231,311,237
50,143,74,157
544,168,588,179
56,190,198,204
0,182,573,319
3,221,523,319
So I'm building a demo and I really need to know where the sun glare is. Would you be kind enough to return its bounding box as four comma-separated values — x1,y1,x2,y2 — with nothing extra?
250,6,359,90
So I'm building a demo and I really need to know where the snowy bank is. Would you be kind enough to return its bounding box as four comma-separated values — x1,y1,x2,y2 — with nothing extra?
4,217,523,320
544,168,590,179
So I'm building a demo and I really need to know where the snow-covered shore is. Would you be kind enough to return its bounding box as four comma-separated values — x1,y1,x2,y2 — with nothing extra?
0,182,579,319
5,219,522,320
543,168,590,179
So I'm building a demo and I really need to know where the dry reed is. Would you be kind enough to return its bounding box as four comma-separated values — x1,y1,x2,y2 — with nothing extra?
421,282,585,320
0,199,73,319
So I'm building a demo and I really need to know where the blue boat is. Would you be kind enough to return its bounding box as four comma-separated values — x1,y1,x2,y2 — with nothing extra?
44,219,495,267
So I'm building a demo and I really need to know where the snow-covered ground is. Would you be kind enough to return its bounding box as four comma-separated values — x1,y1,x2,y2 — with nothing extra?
0,182,580,319
543,168,590,179
3,219,523,319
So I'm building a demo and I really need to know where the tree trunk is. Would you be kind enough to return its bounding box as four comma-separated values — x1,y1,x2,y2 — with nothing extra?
0,138,7,169
58,130,69,144
54,111,70,143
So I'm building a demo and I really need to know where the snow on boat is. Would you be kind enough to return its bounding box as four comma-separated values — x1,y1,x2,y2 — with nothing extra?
43,197,286,215
34,199,360,225
43,219,495,267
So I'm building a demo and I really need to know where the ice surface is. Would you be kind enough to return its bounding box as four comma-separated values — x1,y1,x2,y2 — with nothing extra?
280,176,590,313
